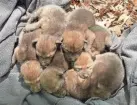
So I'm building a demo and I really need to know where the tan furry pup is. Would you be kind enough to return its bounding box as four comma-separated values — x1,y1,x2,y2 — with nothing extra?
40,49,68,97
62,31,85,68
64,52,125,100
12,29,41,64
64,69,90,100
65,8,96,52
24,4,66,42
20,60,42,93
33,35,62,68
89,52,125,99
89,25,112,57
22,5,67,68
66,8,95,28
74,52,94,79
62,8,96,67
40,67,66,97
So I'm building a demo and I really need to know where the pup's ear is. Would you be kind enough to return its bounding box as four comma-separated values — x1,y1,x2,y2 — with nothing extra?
83,39,88,50
58,70,64,78
56,38,63,48
32,39,38,48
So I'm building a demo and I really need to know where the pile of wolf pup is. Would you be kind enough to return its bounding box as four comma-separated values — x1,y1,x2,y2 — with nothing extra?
12,4,125,101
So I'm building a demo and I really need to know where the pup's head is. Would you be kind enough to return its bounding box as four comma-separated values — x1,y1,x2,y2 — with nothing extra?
33,35,61,68
62,30,87,62
20,60,42,92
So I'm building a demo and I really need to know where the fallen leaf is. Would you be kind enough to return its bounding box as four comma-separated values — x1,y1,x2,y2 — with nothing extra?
69,0,137,35
118,14,130,25
107,12,115,19
109,25,122,36
125,18,134,26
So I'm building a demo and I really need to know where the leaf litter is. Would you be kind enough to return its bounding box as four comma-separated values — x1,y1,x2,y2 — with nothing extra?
69,0,137,36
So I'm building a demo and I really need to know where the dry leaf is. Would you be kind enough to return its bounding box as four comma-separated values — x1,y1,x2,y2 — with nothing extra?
118,14,130,23
107,12,115,19
109,25,122,36
69,0,136,35
125,18,134,26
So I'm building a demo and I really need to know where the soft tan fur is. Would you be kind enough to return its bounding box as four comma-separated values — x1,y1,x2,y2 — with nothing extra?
24,5,66,41
63,30,85,52
20,60,42,93
12,29,41,64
